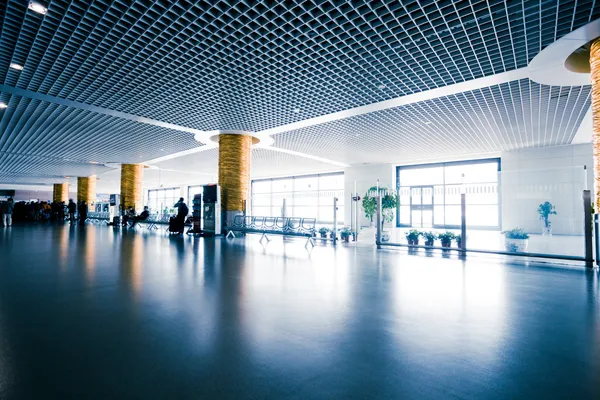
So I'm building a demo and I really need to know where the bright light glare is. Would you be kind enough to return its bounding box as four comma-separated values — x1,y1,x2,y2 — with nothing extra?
0,103,7,109
28,1,48,15
9,63,23,71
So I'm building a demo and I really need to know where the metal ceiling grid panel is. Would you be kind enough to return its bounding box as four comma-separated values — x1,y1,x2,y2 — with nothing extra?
0,0,598,133
0,93,202,174
273,79,592,165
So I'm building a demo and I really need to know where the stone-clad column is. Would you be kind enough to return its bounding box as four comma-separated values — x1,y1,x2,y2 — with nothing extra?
120,164,144,212
52,183,68,203
77,175,97,206
590,38,600,207
218,134,252,225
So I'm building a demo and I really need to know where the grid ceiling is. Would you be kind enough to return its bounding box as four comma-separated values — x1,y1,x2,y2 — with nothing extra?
0,0,598,133
0,94,202,184
274,79,592,164
0,0,598,185
154,147,341,179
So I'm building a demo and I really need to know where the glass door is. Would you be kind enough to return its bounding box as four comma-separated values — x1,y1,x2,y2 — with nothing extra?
410,186,434,228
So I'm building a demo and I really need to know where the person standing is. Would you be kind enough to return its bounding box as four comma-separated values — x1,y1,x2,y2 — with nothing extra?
68,199,77,224
2,197,14,227
78,201,88,226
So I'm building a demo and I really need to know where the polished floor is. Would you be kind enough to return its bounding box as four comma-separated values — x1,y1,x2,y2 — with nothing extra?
0,224,599,399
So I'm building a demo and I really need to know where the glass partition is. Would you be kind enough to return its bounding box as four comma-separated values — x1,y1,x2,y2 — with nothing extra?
250,172,344,225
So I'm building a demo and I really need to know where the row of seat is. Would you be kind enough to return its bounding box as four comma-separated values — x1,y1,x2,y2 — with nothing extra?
226,215,316,237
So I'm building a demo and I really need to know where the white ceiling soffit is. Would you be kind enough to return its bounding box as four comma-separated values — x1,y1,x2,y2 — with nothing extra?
260,68,530,136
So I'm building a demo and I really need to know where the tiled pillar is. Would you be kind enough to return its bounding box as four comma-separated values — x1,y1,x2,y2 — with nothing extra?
218,134,252,225
120,164,144,212
52,183,68,203
77,175,97,206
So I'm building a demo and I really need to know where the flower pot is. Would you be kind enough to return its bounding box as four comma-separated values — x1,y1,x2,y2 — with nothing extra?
381,230,391,243
504,238,528,252
320,233,328,239
425,240,434,247
542,226,552,236
342,235,350,242
407,239,419,246
441,241,452,248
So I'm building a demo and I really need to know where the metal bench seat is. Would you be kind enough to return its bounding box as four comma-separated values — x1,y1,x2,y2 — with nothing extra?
225,215,317,248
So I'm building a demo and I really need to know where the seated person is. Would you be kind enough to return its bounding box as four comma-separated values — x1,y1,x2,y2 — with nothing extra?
121,207,135,226
130,206,150,228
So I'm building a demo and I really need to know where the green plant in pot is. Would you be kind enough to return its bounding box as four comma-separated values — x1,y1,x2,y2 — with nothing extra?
363,186,398,243
438,231,455,248
340,227,352,242
455,234,463,248
405,229,421,245
502,228,530,252
422,231,436,246
318,227,329,239
537,201,557,236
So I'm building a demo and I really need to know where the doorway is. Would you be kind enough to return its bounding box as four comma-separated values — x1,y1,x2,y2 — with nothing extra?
410,186,433,228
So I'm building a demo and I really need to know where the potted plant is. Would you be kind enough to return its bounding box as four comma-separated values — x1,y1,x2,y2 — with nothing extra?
502,228,530,252
455,234,463,248
363,186,398,243
318,227,329,239
438,231,455,248
537,201,557,236
405,229,421,245
340,227,352,242
422,231,436,246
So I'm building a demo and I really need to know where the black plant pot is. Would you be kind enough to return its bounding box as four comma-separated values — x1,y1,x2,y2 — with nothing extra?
425,240,434,247
320,233,328,239
441,241,451,248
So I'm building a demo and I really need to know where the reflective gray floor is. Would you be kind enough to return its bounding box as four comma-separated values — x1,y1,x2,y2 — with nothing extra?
0,224,599,399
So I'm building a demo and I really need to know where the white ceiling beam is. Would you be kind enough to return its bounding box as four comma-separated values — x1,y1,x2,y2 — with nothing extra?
258,67,530,136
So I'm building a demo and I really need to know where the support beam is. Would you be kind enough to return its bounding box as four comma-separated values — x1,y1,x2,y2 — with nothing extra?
53,183,68,203
218,134,252,227
590,38,600,207
120,164,144,212
77,175,97,206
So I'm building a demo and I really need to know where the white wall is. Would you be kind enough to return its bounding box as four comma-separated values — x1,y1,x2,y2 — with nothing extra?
344,163,395,228
501,144,593,235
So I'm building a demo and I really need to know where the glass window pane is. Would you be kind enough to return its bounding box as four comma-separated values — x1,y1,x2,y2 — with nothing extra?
319,174,344,190
399,206,410,225
294,177,318,191
272,179,293,192
399,166,443,186
252,181,271,194
252,194,271,206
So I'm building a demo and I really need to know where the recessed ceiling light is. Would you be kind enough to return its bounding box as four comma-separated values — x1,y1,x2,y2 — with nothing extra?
424,121,433,125
89,161,100,164
0,103,7,109
28,1,47,15
9,63,23,71
293,108,301,113
378,84,387,89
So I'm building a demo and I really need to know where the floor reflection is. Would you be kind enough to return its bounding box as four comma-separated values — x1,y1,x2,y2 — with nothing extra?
0,224,598,398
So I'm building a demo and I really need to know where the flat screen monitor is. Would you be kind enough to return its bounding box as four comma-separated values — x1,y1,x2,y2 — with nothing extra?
203,185,218,203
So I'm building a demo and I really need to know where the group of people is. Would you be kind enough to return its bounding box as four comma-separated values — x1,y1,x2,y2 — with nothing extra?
0,198,88,226
120,197,189,233
1,197,189,231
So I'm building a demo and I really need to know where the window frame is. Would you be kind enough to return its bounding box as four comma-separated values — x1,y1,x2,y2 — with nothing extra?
396,158,501,230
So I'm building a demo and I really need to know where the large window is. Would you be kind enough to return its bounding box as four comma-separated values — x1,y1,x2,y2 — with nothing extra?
251,173,344,224
147,187,180,214
396,159,500,229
